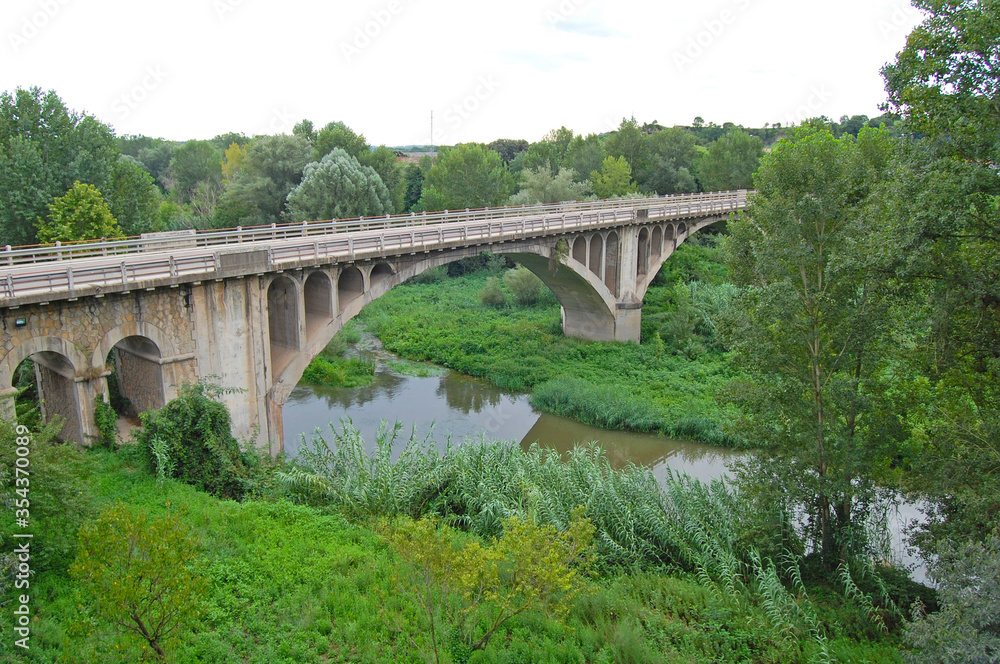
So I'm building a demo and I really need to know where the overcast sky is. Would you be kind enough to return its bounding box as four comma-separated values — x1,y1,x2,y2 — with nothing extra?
2,0,923,146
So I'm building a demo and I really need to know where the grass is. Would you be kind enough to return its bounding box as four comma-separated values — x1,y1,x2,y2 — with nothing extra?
4,438,906,664
358,263,743,447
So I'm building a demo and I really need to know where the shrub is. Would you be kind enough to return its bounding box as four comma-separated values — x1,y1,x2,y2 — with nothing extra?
480,277,506,307
94,395,118,450
905,535,1000,663
0,419,95,571
503,266,544,306
70,504,207,659
133,382,250,500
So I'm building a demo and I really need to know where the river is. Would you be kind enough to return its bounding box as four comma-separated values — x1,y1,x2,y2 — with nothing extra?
282,347,925,580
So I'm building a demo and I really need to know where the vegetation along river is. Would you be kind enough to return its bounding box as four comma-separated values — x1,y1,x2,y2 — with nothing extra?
282,342,924,579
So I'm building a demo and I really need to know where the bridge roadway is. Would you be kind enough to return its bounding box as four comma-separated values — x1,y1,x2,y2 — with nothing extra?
0,191,747,305
0,190,749,450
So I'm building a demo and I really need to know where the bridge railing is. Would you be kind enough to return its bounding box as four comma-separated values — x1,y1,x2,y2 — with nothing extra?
0,190,748,267
0,190,748,301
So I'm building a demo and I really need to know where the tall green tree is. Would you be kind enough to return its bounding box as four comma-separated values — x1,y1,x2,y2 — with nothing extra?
313,121,369,162
0,87,118,246
696,130,763,191
214,134,312,227
285,148,393,222
604,117,650,182
881,0,1000,543
722,126,903,569
417,144,515,211
589,156,637,199
565,133,606,187
107,157,162,235
509,166,587,205
36,181,124,243
167,140,222,203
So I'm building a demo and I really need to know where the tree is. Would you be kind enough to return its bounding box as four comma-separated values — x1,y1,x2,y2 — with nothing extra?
36,181,123,243
285,148,393,222
359,145,405,213
509,166,587,205
214,134,312,227
565,133,606,186
487,138,529,165
695,130,763,191
503,266,545,305
721,126,902,569
880,0,1000,546
221,141,248,183
70,504,207,659
403,164,424,212
589,156,637,199
904,535,1000,664
417,144,515,211
604,117,650,180
167,139,222,202
643,127,701,194
313,120,369,162
0,87,119,245
107,157,162,235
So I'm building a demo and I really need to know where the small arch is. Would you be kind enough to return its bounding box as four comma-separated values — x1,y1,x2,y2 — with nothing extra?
665,225,676,242
589,234,603,279
637,227,650,278
604,231,619,296
651,226,663,260
9,348,84,444
338,266,365,308
572,237,587,265
106,335,165,416
268,275,301,376
370,263,394,291
678,222,687,237
304,271,334,343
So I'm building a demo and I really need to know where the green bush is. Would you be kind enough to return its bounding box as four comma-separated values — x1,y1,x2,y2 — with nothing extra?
0,419,96,572
480,276,506,307
301,355,376,388
94,395,118,450
69,504,207,659
503,266,544,306
133,382,251,500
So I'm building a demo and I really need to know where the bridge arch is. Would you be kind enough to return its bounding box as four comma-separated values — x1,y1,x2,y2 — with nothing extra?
0,336,92,444
267,274,302,377
94,323,178,416
337,266,365,310
304,271,334,343
368,262,395,293
589,234,603,279
572,237,587,264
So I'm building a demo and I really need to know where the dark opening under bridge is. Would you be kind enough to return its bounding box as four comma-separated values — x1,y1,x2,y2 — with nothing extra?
0,190,748,452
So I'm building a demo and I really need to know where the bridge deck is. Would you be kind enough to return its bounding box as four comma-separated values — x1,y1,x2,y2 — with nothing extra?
0,190,748,307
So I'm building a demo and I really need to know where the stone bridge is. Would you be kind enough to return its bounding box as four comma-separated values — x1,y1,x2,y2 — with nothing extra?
0,190,748,452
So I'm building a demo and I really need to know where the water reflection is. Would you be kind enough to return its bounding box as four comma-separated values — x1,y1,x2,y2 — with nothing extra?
283,361,735,487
